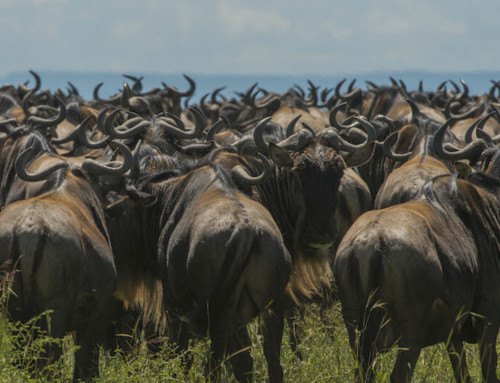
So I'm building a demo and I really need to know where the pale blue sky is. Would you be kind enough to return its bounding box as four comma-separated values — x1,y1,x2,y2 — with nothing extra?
0,0,498,76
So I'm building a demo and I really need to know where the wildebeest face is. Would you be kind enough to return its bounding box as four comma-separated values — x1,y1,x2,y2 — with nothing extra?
271,140,345,250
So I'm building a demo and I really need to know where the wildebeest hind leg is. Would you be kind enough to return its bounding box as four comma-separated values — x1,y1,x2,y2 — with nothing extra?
34,310,66,374
208,311,253,382
286,305,305,360
390,342,422,383
446,338,472,383
73,301,116,382
477,321,500,383
227,325,253,382
261,298,285,383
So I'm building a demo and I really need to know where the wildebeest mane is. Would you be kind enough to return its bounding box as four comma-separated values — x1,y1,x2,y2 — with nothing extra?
423,171,500,251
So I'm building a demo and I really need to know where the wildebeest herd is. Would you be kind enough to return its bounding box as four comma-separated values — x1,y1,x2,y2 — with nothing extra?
1,72,500,382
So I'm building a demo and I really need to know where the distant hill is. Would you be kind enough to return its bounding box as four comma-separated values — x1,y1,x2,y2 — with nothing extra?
2,71,500,102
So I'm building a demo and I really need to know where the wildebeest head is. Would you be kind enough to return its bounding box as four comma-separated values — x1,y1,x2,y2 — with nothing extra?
254,119,375,252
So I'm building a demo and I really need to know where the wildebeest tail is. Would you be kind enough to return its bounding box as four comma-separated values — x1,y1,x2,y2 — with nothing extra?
356,247,387,379
7,232,47,321
206,227,256,327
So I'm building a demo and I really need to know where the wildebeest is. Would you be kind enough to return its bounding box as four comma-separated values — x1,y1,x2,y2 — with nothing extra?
104,151,291,382
0,142,133,381
334,123,500,382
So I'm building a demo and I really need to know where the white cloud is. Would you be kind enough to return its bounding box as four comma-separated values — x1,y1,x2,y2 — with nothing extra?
235,44,271,65
112,20,143,40
216,0,291,37
27,0,68,4
365,1,466,39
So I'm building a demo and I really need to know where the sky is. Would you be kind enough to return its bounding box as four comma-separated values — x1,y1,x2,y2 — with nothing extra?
0,0,499,77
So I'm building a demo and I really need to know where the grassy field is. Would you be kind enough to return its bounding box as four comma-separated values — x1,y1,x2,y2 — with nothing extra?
0,298,493,383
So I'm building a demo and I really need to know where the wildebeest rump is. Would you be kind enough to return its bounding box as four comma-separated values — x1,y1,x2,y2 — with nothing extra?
106,157,291,382
334,172,500,382
0,151,118,381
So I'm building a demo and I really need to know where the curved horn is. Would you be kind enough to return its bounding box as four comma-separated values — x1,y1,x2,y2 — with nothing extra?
300,122,316,137
329,102,357,130
322,116,375,152
406,99,422,122
418,80,424,92
321,88,333,102
121,82,132,107
464,119,481,144
29,70,41,93
242,82,258,104
389,77,399,87
382,131,411,162
464,112,496,143
489,80,500,100
293,84,305,98
94,107,111,133
67,82,79,96
278,127,314,151
199,93,210,113
286,115,302,138
206,118,226,141
15,147,68,182
459,79,469,102
82,141,133,176
449,80,460,94
249,89,263,108
211,86,227,104
252,117,273,153
335,79,361,100
19,70,41,96
93,82,104,101
256,96,281,110
399,80,408,95
433,118,486,161
27,95,66,129
103,109,122,136
351,117,377,143
167,74,196,97
373,115,398,133
52,115,94,145
321,128,363,152
77,115,109,148
157,107,205,139
437,81,447,91
365,81,378,89
448,103,483,120
232,153,272,185
105,111,151,140
348,79,356,93
335,79,347,98
127,139,143,179
123,74,143,94
305,80,319,106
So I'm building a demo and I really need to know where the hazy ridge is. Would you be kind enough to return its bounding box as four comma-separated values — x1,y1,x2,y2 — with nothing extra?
2,71,500,102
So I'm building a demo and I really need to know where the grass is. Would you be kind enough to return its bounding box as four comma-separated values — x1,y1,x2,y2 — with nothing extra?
0,266,493,383
0,300,495,382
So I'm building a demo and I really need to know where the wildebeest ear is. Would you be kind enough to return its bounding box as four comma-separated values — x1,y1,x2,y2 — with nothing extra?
343,142,375,167
268,142,293,168
127,188,157,206
105,189,157,210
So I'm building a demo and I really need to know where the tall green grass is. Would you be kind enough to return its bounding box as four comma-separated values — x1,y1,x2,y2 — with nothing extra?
1,300,495,382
